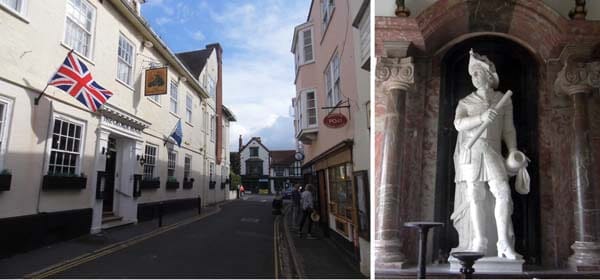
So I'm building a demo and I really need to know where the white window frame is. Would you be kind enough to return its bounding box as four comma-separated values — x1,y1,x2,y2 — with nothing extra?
0,96,14,171
208,76,216,98
0,0,27,17
321,0,335,33
304,89,317,128
167,149,177,178
63,0,96,59
185,94,193,124
45,113,86,175
295,27,314,69
249,147,259,157
117,33,134,86
358,6,370,66
324,52,341,107
202,109,208,133
209,161,215,179
143,144,158,179
170,81,178,114
184,154,192,180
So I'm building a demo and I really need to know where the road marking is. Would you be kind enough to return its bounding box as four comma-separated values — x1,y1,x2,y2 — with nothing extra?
25,203,226,279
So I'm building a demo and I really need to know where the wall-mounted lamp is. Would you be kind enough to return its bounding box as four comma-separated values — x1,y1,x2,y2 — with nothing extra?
101,147,106,155
101,147,111,159
137,155,146,166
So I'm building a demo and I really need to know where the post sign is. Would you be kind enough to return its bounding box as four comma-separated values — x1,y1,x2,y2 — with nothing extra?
323,113,348,128
144,67,168,96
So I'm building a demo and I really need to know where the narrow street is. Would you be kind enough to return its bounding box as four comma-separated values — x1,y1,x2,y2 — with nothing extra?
38,195,275,278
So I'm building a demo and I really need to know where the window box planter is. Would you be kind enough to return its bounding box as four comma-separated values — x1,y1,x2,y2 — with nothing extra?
183,178,194,189
42,175,87,190
0,174,12,191
140,178,160,189
166,181,180,189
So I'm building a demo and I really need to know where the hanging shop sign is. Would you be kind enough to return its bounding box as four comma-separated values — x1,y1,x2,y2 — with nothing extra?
323,113,348,128
144,67,168,96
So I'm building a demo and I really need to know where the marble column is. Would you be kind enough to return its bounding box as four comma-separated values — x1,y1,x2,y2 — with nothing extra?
555,59,600,271
375,55,414,269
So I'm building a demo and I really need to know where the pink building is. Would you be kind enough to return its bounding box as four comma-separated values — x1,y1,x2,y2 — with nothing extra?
291,0,370,275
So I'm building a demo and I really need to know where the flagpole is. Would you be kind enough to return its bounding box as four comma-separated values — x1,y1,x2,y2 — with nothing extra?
35,49,74,106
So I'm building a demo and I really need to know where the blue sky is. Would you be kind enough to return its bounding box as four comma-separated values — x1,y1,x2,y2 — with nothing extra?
141,0,311,151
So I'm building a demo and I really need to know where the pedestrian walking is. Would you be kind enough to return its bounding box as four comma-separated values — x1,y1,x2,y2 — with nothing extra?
291,184,301,226
239,185,245,197
298,184,315,239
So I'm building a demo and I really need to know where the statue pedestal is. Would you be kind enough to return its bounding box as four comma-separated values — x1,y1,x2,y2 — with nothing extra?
449,256,524,273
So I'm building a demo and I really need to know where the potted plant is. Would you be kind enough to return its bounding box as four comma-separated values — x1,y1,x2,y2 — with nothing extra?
0,169,12,191
140,176,160,189
42,172,87,190
166,176,179,189
183,177,194,189
209,180,217,189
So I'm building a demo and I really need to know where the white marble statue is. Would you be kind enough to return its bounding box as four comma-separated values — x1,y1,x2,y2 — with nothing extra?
451,49,530,261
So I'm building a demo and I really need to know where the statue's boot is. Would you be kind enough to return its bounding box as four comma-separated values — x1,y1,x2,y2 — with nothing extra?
467,182,488,254
471,237,488,253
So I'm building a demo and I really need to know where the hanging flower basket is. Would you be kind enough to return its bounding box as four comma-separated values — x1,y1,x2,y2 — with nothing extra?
140,177,160,189
183,178,194,189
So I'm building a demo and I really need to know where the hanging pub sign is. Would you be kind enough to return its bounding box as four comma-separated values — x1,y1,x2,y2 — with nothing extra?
323,113,348,128
144,67,168,96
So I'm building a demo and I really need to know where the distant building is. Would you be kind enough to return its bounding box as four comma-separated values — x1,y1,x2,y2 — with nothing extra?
239,136,270,193
269,150,302,193
291,0,370,276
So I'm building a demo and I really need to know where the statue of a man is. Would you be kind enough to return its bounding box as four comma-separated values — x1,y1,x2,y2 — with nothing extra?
451,49,528,260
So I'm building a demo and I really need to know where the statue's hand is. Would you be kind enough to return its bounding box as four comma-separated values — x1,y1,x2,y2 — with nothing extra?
480,108,498,123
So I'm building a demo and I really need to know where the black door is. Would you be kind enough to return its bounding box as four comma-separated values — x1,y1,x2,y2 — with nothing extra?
103,139,117,213
433,36,541,264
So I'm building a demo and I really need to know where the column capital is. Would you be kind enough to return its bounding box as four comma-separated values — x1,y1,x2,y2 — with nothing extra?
554,59,600,96
376,56,414,92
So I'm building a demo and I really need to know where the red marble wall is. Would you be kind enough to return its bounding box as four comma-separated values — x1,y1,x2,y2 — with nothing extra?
375,0,600,268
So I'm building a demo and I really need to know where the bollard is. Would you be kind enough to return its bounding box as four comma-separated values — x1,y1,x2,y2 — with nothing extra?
197,196,202,215
158,202,164,227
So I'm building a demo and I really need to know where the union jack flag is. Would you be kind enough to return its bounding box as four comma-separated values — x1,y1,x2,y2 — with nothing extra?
48,51,113,112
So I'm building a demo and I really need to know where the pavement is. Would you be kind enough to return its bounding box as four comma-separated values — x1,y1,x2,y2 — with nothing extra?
278,200,367,279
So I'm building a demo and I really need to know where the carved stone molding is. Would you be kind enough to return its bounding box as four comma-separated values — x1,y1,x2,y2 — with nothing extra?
555,58,600,96
376,56,415,92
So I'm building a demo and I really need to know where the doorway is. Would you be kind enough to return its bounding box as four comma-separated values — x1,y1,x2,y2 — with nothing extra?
433,36,541,264
103,137,117,214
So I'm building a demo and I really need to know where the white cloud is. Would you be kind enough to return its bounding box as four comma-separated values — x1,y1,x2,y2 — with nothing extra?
191,31,205,42
155,17,171,26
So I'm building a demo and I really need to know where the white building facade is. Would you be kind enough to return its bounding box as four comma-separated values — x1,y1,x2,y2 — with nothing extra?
0,0,233,258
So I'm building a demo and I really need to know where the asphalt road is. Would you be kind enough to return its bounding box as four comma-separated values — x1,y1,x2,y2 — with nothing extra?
52,195,276,278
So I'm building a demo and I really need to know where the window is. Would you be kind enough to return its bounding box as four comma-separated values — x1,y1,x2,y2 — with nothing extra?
290,161,301,177
185,94,193,123
184,154,191,180
294,27,314,70
321,0,335,31
117,34,134,86
167,150,177,178
149,94,160,103
328,163,354,221
210,115,215,142
0,99,12,170
1,0,26,15
306,91,317,126
64,0,96,58
48,117,84,175
246,160,263,176
170,81,178,114
143,144,157,179
358,6,370,67
325,53,341,106
274,166,284,177
249,147,258,157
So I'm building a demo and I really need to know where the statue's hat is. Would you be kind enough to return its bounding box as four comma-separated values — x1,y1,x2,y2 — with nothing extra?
468,49,499,88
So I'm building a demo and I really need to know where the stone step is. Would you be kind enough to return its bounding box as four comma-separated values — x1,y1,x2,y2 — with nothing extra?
102,215,122,224
101,219,134,230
